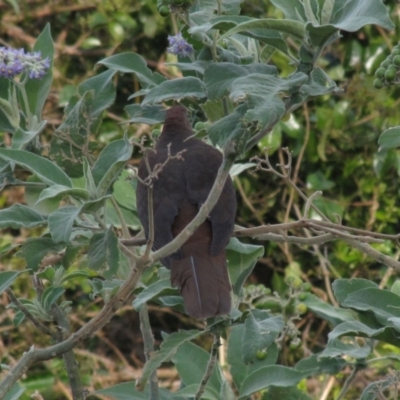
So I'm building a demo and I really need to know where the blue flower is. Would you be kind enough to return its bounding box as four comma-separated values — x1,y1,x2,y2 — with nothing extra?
167,33,193,57
0,47,50,79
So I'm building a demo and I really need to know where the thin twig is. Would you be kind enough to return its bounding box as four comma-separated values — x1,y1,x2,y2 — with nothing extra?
304,191,322,218
140,305,159,400
335,366,359,400
0,257,148,397
194,334,220,400
110,196,130,239
6,289,52,336
50,304,84,400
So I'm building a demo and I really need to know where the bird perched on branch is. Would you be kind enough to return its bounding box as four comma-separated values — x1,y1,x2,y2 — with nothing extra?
136,105,237,319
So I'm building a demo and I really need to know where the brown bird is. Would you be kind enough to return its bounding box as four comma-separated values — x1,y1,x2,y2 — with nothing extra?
136,105,236,319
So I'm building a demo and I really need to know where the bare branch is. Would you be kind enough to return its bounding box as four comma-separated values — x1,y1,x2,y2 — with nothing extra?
194,334,220,400
140,305,159,400
6,289,52,336
0,257,148,397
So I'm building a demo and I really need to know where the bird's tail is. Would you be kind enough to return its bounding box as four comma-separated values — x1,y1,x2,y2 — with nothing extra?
170,252,231,319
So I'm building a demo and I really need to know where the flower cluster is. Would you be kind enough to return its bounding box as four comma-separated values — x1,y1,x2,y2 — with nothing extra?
0,47,50,79
167,33,193,58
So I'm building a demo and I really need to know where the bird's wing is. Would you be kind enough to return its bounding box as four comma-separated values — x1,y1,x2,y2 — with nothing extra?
137,149,185,266
184,140,237,256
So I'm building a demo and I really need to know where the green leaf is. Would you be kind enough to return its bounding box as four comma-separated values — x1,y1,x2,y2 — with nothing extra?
98,52,166,87
208,105,248,150
61,270,90,284
321,338,372,359
48,206,80,243
105,200,141,229
242,311,284,364
87,227,120,278
219,19,305,42
47,196,107,243
25,176,60,215
136,330,203,391
0,78,15,132
77,70,116,117
332,278,378,304
142,77,206,105
330,0,394,32
17,237,64,272
239,365,314,398
12,121,47,150
112,170,136,210
92,381,184,400
321,0,335,25
302,293,354,326
270,0,306,22
0,148,72,187
91,137,133,197
305,23,338,49
13,311,25,327
0,97,19,129
24,24,54,118
268,387,313,400
226,238,265,296
35,185,90,207
132,279,177,311
378,127,400,151
175,385,220,400
0,271,26,294
83,157,97,198
295,353,345,375
41,286,65,311
125,104,166,125
229,72,308,128
328,321,387,341
341,287,400,327
0,204,46,229
49,91,100,178
172,341,225,395
228,324,279,392
3,382,25,400
204,63,277,100
48,197,109,243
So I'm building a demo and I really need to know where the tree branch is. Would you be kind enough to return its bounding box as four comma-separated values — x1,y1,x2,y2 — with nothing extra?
0,257,148,397
139,305,159,400
6,289,53,336
194,334,220,400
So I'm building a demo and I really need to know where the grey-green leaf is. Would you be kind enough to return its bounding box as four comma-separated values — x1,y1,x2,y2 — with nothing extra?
91,137,133,197
0,148,72,187
226,238,265,296
378,127,400,152
132,279,176,311
24,23,54,119
219,19,305,42
98,52,166,87
239,365,314,398
142,77,206,105
35,185,90,207
172,341,225,395
87,227,120,278
17,237,64,272
0,271,26,294
136,330,203,391
0,204,46,229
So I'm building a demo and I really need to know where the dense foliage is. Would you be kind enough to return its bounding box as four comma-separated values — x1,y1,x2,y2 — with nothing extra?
1,0,400,399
